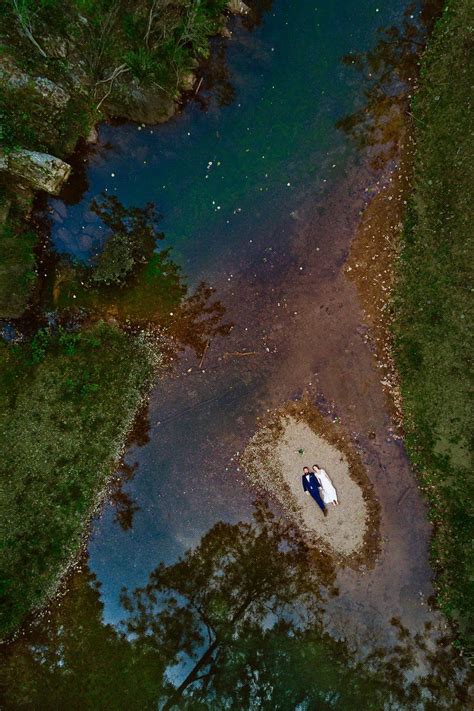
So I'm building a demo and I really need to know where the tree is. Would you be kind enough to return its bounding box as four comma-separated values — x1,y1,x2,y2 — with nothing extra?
1,502,469,709
53,195,232,355
121,502,325,708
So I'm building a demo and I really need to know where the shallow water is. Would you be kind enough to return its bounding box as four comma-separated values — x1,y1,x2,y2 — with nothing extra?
2,0,469,707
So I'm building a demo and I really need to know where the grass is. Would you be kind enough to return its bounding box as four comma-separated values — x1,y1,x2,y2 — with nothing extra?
0,208,37,318
393,0,474,654
0,322,154,639
0,0,229,156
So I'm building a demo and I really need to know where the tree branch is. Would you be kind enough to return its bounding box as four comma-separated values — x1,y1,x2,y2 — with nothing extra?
12,0,47,57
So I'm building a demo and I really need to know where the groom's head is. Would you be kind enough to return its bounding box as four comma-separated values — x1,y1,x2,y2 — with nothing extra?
303,466,310,473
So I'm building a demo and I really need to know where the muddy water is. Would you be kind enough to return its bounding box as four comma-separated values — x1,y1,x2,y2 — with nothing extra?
2,1,468,707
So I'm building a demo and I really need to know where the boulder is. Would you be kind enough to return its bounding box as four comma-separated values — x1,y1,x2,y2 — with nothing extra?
106,82,177,125
6,150,71,194
0,59,70,109
227,0,250,14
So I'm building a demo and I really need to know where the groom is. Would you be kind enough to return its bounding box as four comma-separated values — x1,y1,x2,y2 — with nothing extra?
302,466,327,517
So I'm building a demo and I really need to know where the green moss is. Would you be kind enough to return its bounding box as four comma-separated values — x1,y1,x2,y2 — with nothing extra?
0,322,154,639
0,211,37,318
394,0,474,654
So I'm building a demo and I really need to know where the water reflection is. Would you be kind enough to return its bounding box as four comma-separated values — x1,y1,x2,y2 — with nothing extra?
108,404,151,532
194,39,237,111
242,0,275,30
120,499,336,709
336,1,443,169
193,1,276,112
1,499,470,709
48,195,231,356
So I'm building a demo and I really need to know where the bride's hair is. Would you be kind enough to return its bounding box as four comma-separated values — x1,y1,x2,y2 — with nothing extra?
313,464,320,469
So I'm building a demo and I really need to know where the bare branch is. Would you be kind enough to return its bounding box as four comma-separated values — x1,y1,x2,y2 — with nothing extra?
12,0,47,57
95,64,130,111
145,0,159,48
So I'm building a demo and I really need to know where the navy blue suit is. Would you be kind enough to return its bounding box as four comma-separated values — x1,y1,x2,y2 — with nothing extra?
302,472,326,513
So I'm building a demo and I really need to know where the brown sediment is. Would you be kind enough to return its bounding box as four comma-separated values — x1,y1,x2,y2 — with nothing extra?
345,141,413,428
241,398,381,570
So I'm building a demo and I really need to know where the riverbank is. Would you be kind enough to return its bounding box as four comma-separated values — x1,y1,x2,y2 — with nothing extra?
343,0,473,656
0,0,242,318
0,0,245,640
0,322,156,639
393,0,473,655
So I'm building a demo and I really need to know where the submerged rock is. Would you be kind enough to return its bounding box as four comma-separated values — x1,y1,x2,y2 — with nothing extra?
6,150,71,194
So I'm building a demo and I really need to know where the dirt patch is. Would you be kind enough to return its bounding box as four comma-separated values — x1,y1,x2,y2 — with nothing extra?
241,400,380,567
345,150,413,427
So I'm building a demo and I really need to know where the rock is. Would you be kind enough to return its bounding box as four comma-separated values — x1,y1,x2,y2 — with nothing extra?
42,36,68,59
86,125,99,144
181,71,196,92
106,82,177,125
32,77,70,109
6,150,71,194
220,24,233,39
227,0,250,14
0,59,70,109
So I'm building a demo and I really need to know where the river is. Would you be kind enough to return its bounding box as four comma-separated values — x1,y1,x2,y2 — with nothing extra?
1,1,469,708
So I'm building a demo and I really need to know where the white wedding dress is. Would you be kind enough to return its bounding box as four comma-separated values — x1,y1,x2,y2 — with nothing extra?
317,468,338,505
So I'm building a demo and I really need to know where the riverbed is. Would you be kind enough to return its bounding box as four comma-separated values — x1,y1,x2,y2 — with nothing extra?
1,1,469,707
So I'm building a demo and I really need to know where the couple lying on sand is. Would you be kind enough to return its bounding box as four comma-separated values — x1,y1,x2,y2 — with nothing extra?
302,464,339,517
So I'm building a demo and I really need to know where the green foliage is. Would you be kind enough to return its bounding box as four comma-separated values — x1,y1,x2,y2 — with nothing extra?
394,0,474,655
0,80,94,156
0,322,154,639
0,213,37,318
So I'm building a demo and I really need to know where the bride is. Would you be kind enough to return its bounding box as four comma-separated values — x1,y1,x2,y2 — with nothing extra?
313,464,339,506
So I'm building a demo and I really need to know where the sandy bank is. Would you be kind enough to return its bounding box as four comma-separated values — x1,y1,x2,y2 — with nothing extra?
242,404,379,563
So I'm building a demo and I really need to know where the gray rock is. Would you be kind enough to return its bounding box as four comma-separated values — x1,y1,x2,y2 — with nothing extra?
6,150,71,194
32,77,70,108
106,83,177,125
227,0,250,14
42,35,68,59
0,60,70,109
